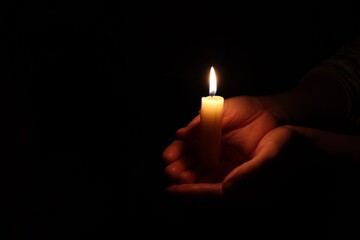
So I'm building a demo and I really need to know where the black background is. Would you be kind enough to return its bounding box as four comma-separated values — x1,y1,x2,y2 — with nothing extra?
9,1,360,239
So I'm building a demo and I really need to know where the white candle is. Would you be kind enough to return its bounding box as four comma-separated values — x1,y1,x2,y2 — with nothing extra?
199,66,224,169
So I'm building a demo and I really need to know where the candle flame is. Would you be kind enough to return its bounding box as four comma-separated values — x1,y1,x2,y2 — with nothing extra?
209,66,217,96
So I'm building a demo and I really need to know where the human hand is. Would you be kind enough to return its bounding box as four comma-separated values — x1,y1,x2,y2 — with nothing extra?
163,122,320,204
162,95,283,198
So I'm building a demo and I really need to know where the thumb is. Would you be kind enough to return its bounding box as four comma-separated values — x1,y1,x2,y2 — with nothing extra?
222,129,293,203
222,150,275,201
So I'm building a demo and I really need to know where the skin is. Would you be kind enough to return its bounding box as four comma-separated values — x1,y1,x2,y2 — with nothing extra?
163,96,280,197
162,67,360,199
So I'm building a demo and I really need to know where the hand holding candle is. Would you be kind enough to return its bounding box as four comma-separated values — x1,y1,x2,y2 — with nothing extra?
199,66,224,169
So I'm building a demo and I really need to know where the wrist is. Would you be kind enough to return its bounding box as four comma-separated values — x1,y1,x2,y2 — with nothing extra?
257,67,350,131
256,94,292,125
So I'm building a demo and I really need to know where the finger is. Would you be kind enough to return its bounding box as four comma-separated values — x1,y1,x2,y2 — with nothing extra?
162,140,193,164
177,162,224,184
223,143,278,185
176,116,200,139
165,159,195,181
178,169,197,183
186,115,200,128
224,127,293,182
165,183,223,198
222,128,294,199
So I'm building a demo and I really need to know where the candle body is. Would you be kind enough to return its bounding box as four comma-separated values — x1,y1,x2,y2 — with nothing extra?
199,95,224,169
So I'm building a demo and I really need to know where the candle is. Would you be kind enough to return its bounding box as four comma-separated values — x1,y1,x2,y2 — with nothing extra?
199,66,224,169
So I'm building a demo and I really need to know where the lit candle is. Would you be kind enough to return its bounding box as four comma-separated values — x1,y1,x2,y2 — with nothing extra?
199,66,224,169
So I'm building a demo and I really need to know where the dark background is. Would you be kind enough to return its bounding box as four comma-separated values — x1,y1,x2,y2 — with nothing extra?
9,1,360,239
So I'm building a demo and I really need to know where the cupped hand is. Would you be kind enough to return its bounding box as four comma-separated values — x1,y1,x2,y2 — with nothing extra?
162,95,283,197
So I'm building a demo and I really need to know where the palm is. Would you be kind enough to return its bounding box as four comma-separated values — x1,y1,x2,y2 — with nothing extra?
199,96,280,182
164,96,281,183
